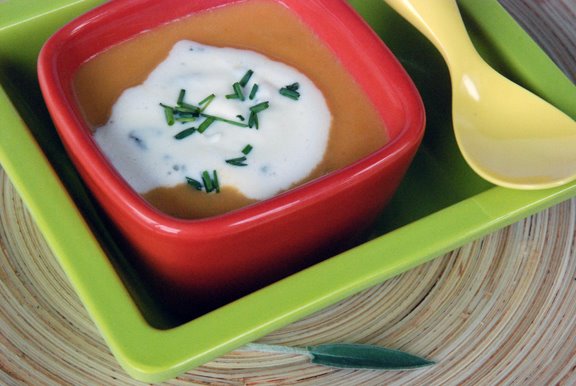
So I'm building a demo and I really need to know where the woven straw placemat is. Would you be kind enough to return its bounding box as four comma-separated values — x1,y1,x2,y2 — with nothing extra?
1,1,575,384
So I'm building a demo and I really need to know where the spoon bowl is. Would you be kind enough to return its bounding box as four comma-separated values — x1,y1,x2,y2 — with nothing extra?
383,0,576,189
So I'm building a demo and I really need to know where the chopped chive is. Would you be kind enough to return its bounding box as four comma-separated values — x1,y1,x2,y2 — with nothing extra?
161,104,175,125
236,114,245,121
177,89,186,105
175,116,197,123
198,93,215,106
226,93,240,100
242,144,253,155
201,113,249,128
175,109,198,116
225,156,248,166
186,171,220,193
197,116,216,133
233,82,245,101
239,69,254,87
174,127,196,139
202,170,214,192
198,93,216,112
176,102,200,114
249,83,259,100
213,170,220,193
279,88,300,100
250,101,269,113
286,82,300,91
176,110,197,116
185,176,203,191
248,110,259,129
279,82,301,100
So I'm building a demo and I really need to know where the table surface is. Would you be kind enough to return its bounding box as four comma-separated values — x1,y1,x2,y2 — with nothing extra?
1,1,575,384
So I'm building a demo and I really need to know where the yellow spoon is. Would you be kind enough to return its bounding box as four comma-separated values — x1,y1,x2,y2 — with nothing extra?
383,0,576,189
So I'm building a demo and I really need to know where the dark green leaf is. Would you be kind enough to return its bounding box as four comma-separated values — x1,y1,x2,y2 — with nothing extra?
308,344,434,370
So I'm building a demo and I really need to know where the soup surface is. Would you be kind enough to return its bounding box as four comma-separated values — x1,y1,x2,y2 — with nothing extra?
74,0,387,218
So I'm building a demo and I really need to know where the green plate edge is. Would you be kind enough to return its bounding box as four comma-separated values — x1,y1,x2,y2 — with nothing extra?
1,0,576,382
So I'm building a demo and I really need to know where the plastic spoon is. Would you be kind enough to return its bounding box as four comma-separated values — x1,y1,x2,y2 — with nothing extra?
383,0,576,189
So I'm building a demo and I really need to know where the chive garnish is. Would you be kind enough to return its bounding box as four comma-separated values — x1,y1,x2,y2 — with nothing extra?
176,102,200,114
249,84,259,100
201,113,249,128
250,101,269,113
173,107,199,122
162,71,306,198
175,116,197,123
198,94,216,112
246,101,269,129
161,104,175,125
177,89,186,105
174,127,196,139
286,82,300,91
279,82,301,100
228,69,253,100
225,156,248,166
212,170,220,193
233,82,245,101
226,144,253,166
197,116,216,133
242,144,253,155
186,171,220,193
185,176,203,191
239,69,254,87
162,97,248,128
202,170,214,192
198,93,215,106
279,88,300,100
248,110,259,129
177,89,203,113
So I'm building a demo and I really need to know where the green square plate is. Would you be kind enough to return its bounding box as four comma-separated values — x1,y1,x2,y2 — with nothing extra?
1,0,574,382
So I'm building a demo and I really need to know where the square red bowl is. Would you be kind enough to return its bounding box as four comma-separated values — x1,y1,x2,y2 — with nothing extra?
38,0,425,319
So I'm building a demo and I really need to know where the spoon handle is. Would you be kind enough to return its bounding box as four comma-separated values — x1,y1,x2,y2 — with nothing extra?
383,0,479,73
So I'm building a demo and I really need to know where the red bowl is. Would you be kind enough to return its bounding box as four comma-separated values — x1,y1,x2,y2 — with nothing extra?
38,0,425,318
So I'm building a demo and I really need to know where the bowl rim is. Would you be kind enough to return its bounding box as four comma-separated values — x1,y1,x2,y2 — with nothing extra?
38,0,426,235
